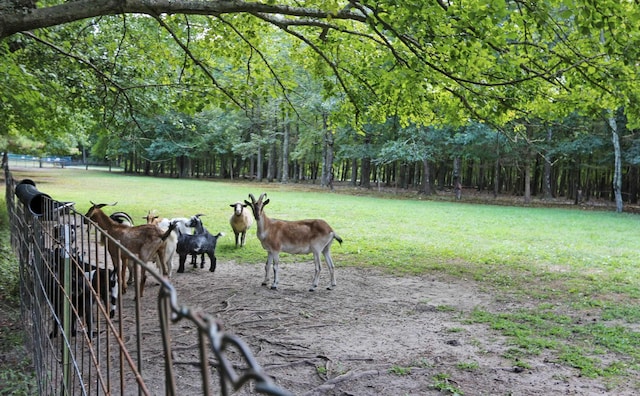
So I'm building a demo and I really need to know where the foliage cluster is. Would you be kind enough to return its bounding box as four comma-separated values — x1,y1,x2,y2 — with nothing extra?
2,2,640,209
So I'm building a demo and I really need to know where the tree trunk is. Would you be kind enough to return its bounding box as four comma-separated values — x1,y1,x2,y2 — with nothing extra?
543,126,553,199
321,113,334,188
282,118,290,183
350,159,358,186
267,143,276,182
361,157,371,188
256,146,263,181
493,132,500,198
523,125,532,204
609,116,623,213
422,158,432,195
453,156,461,199
629,166,638,204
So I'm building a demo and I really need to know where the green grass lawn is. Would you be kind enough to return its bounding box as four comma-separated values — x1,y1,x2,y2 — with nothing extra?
5,167,640,386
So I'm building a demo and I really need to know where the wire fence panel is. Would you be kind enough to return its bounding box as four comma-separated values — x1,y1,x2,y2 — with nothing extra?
4,165,292,396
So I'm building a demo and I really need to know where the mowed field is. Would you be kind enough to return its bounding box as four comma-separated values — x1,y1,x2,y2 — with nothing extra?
7,166,640,395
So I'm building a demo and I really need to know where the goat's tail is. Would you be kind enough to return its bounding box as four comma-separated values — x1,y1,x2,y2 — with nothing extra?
162,221,178,240
334,234,343,245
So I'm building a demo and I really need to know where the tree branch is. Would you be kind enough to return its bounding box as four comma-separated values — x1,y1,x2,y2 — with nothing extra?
0,0,367,39
151,14,245,110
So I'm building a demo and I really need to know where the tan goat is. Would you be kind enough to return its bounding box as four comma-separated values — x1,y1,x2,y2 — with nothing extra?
245,193,342,291
229,201,253,247
83,203,176,297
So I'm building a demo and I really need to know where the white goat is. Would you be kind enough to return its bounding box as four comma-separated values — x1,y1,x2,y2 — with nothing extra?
245,193,342,291
229,201,253,247
144,210,180,278
83,203,176,297
145,211,203,268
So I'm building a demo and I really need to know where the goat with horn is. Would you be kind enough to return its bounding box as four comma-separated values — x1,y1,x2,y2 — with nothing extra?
245,193,342,291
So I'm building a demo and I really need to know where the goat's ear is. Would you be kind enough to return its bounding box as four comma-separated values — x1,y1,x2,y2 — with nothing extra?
230,204,235,208
263,198,270,207
244,200,252,206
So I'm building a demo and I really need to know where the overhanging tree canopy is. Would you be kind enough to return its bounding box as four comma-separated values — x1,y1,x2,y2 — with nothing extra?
2,0,639,137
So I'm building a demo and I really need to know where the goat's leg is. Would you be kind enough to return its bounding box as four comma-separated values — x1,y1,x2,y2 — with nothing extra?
177,254,187,273
119,256,129,294
234,232,240,247
84,289,94,337
309,252,322,291
200,253,205,269
112,249,127,295
262,254,273,287
123,257,134,286
157,250,168,276
208,252,217,272
271,253,280,290
139,266,147,298
240,231,246,246
323,249,337,290
108,273,118,318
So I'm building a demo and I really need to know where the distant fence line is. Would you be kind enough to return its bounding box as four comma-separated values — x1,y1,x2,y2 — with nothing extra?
4,162,291,395
4,153,116,169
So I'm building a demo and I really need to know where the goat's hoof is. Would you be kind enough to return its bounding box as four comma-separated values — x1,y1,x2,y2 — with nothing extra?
308,288,316,292
261,282,268,286
270,286,278,290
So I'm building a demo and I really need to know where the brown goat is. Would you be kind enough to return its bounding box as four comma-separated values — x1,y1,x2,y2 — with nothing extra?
245,193,342,291
83,203,175,297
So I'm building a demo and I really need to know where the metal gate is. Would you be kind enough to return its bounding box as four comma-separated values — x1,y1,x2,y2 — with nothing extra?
4,165,291,396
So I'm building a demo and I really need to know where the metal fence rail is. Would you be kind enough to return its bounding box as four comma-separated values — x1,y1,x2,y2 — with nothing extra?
4,165,292,396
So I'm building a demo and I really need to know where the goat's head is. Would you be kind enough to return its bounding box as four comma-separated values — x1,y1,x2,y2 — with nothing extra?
230,201,248,216
144,210,158,224
83,201,117,223
245,193,269,220
184,213,205,229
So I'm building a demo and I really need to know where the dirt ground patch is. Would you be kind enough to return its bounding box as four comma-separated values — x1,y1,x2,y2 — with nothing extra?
124,257,635,396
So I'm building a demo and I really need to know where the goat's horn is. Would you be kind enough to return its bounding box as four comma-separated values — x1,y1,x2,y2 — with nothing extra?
195,213,205,217
248,193,256,202
110,202,118,206
258,193,266,201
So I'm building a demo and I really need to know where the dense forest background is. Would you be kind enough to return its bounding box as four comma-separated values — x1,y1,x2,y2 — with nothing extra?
2,1,640,207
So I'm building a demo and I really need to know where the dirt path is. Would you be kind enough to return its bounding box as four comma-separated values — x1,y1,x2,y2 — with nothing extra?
127,258,631,396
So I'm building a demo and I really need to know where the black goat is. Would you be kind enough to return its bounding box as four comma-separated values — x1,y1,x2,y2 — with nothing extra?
45,248,118,338
176,215,223,273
